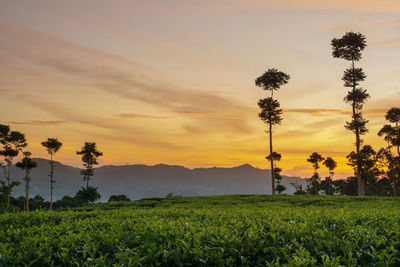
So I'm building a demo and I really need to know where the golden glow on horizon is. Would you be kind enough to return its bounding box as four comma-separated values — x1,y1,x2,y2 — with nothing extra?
0,0,399,179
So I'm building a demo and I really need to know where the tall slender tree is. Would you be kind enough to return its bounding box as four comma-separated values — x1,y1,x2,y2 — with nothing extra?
255,69,290,195
322,157,337,195
41,138,62,210
307,152,325,195
0,124,27,210
331,32,369,196
76,142,103,189
16,152,37,212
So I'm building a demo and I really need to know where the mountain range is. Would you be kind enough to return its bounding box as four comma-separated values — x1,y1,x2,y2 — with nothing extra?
6,158,307,201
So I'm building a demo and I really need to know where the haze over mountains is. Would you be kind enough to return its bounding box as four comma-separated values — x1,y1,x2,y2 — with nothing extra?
8,159,307,201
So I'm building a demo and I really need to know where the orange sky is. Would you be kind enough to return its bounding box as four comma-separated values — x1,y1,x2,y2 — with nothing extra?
0,0,399,178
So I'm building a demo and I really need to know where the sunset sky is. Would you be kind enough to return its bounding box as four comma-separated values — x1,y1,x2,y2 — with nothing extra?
1,0,399,178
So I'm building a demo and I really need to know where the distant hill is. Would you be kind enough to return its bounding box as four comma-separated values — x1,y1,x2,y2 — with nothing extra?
6,159,307,201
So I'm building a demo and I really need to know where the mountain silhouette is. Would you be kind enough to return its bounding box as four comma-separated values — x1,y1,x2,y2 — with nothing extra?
8,158,307,201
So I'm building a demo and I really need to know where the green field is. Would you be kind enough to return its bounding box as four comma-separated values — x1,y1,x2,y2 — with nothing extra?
1,195,400,266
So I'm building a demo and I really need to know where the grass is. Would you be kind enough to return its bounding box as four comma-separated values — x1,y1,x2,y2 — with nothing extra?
1,195,400,266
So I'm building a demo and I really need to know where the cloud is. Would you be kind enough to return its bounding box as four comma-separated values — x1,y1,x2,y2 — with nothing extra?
284,108,350,115
284,108,389,116
207,0,400,14
183,116,252,135
0,21,254,136
6,120,69,126
0,21,241,114
0,21,260,144
373,34,400,47
327,18,400,33
367,93,400,112
115,113,172,119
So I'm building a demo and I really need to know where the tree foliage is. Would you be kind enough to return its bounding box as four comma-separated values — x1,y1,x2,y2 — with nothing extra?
0,124,27,210
255,68,290,195
255,68,290,94
109,195,131,202
257,98,282,126
331,32,367,61
77,142,103,189
75,186,101,205
379,108,400,155
332,31,369,196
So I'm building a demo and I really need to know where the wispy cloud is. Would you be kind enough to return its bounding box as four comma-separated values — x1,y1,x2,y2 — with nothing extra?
284,108,349,115
0,21,257,137
207,0,400,14
115,113,172,119
0,22,240,114
284,108,390,116
7,120,68,126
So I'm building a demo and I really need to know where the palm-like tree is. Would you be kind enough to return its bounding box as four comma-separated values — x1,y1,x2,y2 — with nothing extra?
41,138,63,210
16,152,37,212
331,32,369,196
76,142,103,189
323,157,337,195
307,152,325,195
255,69,290,195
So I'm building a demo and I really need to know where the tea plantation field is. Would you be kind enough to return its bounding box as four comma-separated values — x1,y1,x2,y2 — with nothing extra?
1,195,400,266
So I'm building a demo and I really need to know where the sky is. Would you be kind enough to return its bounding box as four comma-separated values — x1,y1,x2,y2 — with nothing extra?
0,0,399,178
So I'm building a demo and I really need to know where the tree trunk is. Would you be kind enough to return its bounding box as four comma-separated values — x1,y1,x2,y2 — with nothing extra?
328,176,332,195
25,169,30,212
351,60,365,197
392,182,397,197
24,159,28,212
49,154,54,211
6,162,11,210
355,125,365,196
269,121,275,195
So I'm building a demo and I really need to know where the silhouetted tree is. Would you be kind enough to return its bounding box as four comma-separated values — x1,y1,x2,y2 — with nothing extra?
379,107,400,156
307,152,324,194
375,148,397,196
289,178,306,194
274,167,286,194
255,69,290,195
29,195,47,210
332,32,369,196
266,152,286,194
76,142,103,189
333,177,358,196
347,145,380,195
0,124,27,210
41,138,63,211
321,157,337,195
53,195,79,209
109,194,131,202
388,157,400,196
75,186,101,205
377,108,400,197
16,152,37,212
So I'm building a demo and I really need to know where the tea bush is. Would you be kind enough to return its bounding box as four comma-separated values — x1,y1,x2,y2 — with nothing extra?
1,195,400,266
